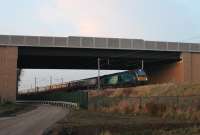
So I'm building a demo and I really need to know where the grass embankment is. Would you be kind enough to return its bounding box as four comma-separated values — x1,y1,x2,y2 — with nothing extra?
88,83,200,121
89,83,200,97
46,110,200,135
0,102,36,117
45,83,200,135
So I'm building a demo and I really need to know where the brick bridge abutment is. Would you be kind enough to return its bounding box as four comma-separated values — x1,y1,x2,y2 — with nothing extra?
148,52,200,84
0,46,18,103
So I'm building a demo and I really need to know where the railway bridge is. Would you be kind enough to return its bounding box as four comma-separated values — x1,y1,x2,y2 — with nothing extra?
0,35,200,102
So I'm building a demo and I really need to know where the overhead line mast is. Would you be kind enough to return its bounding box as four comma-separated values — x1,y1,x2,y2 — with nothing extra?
97,57,101,90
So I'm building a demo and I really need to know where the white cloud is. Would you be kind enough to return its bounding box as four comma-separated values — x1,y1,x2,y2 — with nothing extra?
38,0,144,38
37,0,200,41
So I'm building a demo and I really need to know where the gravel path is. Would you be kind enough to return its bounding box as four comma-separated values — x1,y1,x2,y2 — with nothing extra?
0,105,68,135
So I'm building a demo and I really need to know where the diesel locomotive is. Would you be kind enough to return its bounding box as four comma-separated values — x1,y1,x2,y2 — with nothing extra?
23,69,148,94
67,69,148,90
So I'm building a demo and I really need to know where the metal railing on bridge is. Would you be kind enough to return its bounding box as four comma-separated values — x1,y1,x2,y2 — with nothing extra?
0,35,200,52
17,91,88,109
17,100,79,110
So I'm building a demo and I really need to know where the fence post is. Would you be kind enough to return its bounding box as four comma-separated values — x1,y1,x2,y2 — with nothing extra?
139,97,142,109
176,96,179,107
157,96,159,103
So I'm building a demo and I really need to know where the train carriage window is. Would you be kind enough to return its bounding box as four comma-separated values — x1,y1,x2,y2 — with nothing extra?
120,72,134,82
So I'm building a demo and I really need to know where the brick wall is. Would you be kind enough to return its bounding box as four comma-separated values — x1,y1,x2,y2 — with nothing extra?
0,46,18,102
190,53,200,82
148,52,200,84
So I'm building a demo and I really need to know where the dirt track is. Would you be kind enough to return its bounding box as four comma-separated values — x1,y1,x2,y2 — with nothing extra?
0,105,68,135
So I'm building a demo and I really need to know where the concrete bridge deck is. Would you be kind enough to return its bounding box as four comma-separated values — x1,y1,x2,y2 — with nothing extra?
0,35,200,52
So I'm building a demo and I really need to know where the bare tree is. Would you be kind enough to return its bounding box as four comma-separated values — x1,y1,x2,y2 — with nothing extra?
17,68,23,93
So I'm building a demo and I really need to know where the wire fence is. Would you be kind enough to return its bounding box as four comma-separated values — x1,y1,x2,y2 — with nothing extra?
89,95,200,110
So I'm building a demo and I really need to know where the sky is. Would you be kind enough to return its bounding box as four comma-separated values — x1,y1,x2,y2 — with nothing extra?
0,0,200,91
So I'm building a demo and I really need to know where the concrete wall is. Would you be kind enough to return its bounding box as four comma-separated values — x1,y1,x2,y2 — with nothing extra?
0,46,18,102
148,52,200,84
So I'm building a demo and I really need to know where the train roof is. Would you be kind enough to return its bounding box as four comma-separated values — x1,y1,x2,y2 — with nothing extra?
71,69,145,82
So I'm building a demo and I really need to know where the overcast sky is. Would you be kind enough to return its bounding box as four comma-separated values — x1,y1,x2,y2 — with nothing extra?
0,0,200,91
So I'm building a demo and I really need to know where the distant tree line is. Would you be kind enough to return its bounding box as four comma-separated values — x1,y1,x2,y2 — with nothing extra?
17,68,23,90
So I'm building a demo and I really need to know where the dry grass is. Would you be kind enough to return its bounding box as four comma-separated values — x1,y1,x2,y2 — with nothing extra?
143,102,167,116
89,83,200,98
89,99,200,121
97,100,140,114
153,126,200,135
45,110,200,135
162,108,200,121
88,83,200,121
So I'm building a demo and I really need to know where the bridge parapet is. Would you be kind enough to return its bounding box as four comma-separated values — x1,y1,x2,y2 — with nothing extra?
17,100,79,110
0,35,200,52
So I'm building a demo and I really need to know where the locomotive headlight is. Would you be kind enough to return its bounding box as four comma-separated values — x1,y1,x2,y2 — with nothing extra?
138,77,147,81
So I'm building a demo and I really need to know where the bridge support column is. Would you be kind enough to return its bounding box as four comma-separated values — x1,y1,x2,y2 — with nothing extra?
0,46,18,103
182,52,200,83
147,52,200,84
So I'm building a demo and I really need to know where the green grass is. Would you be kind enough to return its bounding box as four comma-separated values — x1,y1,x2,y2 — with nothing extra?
0,102,36,117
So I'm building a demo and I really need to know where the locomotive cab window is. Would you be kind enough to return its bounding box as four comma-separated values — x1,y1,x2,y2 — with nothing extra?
135,69,146,76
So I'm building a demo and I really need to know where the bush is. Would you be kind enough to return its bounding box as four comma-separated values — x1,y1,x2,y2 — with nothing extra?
118,100,130,113
144,102,167,116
